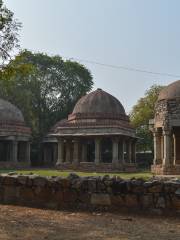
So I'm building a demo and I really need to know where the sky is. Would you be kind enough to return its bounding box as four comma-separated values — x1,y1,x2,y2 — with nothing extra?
4,0,180,113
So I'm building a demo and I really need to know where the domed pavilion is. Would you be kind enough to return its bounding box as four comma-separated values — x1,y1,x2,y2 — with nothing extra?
44,88,137,172
150,80,180,174
0,99,31,168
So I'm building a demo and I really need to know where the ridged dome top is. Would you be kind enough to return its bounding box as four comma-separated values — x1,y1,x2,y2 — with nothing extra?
0,99,24,123
72,88,126,115
158,80,180,101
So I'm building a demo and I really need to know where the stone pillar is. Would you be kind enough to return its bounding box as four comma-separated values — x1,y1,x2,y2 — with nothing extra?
65,140,71,163
163,130,171,166
119,140,124,164
73,139,79,165
173,134,176,165
12,140,18,163
112,138,119,166
161,135,164,161
95,138,101,165
82,143,87,162
26,142,31,165
122,140,125,164
153,130,162,165
56,138,64,165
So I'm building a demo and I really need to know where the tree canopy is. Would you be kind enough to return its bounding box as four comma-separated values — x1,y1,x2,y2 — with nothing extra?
0,0,21,64
0,50,93,162
130,85,164,152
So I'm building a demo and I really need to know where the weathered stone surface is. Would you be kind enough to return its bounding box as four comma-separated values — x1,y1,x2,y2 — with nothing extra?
3,175,17,185
112,180,127,194
33,176,48,187
63,190,78,204
175,188,180,196
145,181,163,193
71,178,83,190
91,193,111,205
131,180,144,193
125,194,138,207
111,195,124,206
0,174,179,214
171,196,180,210
60,178,70,188
164,181,180,193
142,194,153,208
3,186,20,202
19,187,35,202
156,196,166,208
88,178,97,193
17,175,28,185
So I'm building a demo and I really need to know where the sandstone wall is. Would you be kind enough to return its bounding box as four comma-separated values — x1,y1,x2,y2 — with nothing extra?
0,173,179,215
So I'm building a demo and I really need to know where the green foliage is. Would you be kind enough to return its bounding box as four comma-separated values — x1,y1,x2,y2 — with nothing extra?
0,50,93,161
0,0,21,64
130,85,164,152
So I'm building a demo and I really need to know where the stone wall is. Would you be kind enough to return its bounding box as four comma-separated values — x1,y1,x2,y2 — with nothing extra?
56,163,137,173
0,173,179,215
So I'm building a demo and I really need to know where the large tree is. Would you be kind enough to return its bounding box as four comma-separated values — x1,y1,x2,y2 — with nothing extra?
0,0,21,64
0,50,93,162
130,85,164,152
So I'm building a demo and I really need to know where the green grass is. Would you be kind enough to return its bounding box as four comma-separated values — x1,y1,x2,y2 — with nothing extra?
7,169,152,180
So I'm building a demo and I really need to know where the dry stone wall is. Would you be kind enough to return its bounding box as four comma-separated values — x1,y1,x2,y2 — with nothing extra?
0,173,180,215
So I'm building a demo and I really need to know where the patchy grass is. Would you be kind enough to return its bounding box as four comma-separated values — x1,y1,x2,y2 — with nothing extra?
9,169,153,180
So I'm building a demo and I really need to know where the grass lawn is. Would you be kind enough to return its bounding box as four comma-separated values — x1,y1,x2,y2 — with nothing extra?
4,169,153,180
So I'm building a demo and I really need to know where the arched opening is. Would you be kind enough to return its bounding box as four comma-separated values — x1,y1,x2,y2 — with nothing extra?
0,141,10,161
101,138,112,163
87,139,95,162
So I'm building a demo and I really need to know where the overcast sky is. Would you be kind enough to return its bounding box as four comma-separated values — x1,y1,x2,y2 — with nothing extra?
4,0,180,112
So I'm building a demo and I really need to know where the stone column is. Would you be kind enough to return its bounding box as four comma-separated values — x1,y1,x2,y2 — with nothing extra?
122,140,125,164
12,140,18,163
95,138,101,165
163,130,171,166
73,139,79,165
56,138,64,165
173,134,176,165
81,143,87,162
26,142,31,165
112,138,119,166
65,140,71,163
119,140,124,164
153,130,162,165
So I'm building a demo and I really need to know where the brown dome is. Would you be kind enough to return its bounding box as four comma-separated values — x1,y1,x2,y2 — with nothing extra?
72,88,126,115
158,80,180,101
0,99,24,123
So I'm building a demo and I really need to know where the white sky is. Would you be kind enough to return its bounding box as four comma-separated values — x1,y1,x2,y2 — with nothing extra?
4,0,180,113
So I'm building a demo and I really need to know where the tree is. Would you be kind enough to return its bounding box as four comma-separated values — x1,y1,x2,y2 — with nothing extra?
130,85,164,152
0,0,21,64
0,50,93,162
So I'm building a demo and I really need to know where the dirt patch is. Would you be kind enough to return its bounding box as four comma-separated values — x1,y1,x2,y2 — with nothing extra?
0,205,179,240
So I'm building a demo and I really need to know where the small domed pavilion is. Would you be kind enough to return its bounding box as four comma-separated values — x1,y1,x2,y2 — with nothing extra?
44,89,137,172
150,80,180,174
0,99,31,168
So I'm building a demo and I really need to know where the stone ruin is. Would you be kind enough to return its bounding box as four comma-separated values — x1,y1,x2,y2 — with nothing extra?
0,173,179,215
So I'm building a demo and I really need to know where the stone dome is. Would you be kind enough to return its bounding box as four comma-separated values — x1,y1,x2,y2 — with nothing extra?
158,80,180,101
72,88,126,115
0,99,24,123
